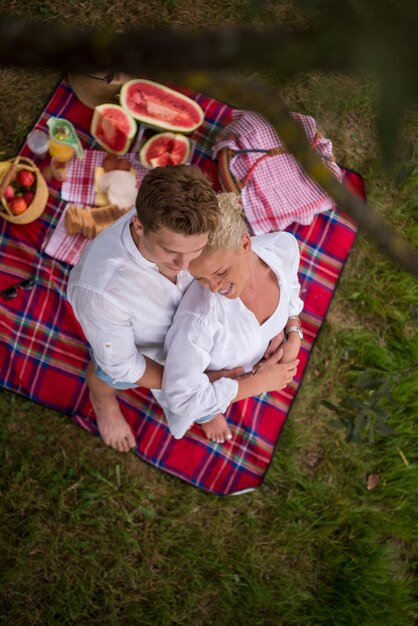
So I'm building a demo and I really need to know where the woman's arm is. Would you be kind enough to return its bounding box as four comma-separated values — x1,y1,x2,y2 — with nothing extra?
162,312,238,423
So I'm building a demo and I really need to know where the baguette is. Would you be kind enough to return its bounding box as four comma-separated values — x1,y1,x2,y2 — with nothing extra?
64,203,130,239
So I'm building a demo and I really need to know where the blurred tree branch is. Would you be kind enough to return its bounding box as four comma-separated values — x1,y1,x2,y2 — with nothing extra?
0,6,417,276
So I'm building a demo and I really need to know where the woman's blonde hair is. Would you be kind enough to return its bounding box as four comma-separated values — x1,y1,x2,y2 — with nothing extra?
204,192,247,253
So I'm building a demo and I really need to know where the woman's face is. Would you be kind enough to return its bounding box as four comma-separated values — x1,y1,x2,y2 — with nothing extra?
188,234,251,299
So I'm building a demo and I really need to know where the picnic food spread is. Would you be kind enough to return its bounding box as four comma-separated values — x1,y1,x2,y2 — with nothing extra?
3,75,341,249
0,78,203,235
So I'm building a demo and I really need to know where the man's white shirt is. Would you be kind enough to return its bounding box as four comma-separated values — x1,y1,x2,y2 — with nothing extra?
67,208,193,384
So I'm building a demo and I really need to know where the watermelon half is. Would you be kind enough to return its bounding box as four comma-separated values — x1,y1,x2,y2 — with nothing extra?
120,79,204,133
91,104,137,155
139,132,191,169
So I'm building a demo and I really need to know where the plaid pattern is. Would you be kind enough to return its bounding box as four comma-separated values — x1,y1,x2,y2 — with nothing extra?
214,110,343,234
0,78,364,495
61,149,147,206
42,202,91,265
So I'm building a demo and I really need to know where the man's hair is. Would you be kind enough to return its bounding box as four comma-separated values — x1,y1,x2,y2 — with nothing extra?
135,165,219,236
203,192,247,253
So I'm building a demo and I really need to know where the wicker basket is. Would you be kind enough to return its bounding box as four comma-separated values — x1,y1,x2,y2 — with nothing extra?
0,156,49,225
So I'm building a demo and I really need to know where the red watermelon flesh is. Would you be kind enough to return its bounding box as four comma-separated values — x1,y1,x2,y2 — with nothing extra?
139,132,191,169
91,104,136,155
121,79,204,132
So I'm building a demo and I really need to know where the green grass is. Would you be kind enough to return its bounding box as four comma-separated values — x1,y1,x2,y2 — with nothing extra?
0,2,417,625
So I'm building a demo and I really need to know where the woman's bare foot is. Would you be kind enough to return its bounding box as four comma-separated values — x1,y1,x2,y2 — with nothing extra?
89,392,136,453
200,413,233,444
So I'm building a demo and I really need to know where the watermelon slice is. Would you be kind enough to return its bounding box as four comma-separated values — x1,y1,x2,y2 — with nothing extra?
120,79,204,133
91,104,136,155
139,132,191,169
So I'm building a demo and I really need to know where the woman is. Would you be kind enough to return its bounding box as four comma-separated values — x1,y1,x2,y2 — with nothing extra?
161,192,303,443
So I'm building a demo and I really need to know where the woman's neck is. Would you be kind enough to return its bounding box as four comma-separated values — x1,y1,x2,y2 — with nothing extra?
240,251,280,324
242,251,269,295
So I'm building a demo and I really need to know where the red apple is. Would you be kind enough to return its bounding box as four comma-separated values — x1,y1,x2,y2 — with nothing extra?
9,197,28,215
4,185,15,200
23,191,34,205
16,170,35,188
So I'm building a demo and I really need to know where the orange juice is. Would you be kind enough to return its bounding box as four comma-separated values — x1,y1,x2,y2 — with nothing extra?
46,117,84,161
48,138,75,161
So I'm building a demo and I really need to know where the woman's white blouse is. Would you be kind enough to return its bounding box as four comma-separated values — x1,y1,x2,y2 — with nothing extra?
160,231,303,438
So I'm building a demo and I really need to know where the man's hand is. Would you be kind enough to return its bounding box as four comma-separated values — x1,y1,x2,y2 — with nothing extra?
206,366,245,383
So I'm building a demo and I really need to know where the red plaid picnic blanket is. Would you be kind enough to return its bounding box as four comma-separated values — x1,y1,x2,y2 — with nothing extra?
0,78,364,495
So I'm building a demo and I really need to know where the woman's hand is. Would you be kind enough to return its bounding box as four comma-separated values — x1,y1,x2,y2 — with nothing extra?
232,347,299,402
253,356,299,393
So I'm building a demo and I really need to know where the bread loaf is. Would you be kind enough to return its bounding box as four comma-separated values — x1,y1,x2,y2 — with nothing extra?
64,203,130,239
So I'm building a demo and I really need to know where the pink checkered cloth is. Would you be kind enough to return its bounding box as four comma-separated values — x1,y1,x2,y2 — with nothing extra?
213,110,342,234
43,149,147,265
61,149,146,205
43,204,91,265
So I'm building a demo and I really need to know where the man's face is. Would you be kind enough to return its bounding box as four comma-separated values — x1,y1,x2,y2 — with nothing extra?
132,217,209,279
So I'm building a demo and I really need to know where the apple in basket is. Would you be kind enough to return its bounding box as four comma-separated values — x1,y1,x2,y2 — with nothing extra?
9,197,28,215
16,169,36,188
1,168,36,215
23,191,35,205
0,157,46,223
4,185,15,200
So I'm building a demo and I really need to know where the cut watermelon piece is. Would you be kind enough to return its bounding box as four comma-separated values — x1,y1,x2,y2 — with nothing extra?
120,79,204,133
139,132,191,169
91,104,136,155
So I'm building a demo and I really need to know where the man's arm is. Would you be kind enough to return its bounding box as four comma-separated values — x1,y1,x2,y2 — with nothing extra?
70,287,156,387
135,356,164,389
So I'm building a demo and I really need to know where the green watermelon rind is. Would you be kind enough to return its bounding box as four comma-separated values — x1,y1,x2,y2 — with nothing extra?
120,79,204,133
139,132,191,169
91,104,137,155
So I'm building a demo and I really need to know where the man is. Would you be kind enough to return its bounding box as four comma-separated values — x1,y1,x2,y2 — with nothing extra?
67,165,221,453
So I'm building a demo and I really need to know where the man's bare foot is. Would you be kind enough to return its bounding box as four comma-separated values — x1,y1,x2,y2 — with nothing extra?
89,392,136,453
200,413,233,444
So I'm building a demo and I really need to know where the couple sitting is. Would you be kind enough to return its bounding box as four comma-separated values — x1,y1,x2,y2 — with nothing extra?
67,165,303,452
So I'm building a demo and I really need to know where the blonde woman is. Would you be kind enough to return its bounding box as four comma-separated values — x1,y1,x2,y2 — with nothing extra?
161,192,303,443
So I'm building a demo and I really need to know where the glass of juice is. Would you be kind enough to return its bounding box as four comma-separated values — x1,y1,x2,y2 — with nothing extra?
48,123,75,161
46,118,84,162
